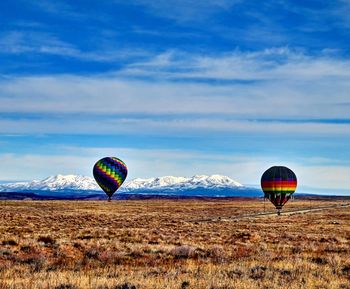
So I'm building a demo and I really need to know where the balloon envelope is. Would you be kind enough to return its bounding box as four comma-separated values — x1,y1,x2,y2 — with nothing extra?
93,157,128,200
261,166,297,210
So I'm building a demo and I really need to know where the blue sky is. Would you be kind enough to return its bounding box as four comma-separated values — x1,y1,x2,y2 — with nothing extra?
1,0,350,194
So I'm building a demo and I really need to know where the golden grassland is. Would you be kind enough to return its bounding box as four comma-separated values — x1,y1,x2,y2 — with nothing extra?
0,198,350,289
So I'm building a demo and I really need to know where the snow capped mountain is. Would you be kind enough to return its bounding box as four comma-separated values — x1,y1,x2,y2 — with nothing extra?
123,175,242,190
123,176,188,190
0,175,99,191
0,174,243,192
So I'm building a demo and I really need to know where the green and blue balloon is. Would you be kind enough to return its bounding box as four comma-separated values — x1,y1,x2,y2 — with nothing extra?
93,157,128,201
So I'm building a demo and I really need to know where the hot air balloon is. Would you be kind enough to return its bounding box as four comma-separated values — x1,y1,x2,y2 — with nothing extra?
93,157,128,201
261,166,297,215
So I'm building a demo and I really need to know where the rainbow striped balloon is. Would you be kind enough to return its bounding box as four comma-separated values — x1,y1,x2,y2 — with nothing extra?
261,166,297,211
93,157,128,201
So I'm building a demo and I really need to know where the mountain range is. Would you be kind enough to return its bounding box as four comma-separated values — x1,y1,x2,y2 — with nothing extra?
0,174,261,200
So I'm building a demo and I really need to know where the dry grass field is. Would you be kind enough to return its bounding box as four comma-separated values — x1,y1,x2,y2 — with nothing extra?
1,198,350,289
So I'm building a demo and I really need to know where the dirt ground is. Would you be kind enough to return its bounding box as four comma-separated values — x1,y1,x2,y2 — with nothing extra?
0,198,350,289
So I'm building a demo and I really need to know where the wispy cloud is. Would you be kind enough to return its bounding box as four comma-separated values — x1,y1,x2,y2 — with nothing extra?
1,48,350,120
120,0,240,23
0,31,78,56
1,114,350,136
25,0,86,20
0,31,150,62
121,48,350,80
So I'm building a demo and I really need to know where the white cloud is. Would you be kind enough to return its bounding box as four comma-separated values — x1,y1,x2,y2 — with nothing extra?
1,48,350,119
0,31,78,56
26,0,86,20
294,165,350,191
1,116,350,136
0,153,94,181
1,48,350,136
0,31,149,62
122,48,350,80
120,0,239,22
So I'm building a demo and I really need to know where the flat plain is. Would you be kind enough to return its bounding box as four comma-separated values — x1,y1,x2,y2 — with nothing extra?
0,198,350,289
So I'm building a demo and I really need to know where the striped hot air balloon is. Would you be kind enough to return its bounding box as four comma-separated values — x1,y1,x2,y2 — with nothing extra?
93,157,128,201
261,166,297,214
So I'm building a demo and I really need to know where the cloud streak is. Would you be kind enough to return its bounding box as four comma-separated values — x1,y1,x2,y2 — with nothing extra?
122,48,350,80
1,48,350,120
119,0,240,23
1,114,350,136
0,31,150,62
0,48,349,140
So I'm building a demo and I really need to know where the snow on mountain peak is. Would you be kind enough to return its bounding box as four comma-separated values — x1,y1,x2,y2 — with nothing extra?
123,175,242,190
0,175,99,191
123,176,188,190
0,174,243,192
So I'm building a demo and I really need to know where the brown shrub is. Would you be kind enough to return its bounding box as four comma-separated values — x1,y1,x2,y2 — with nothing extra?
2,239,17,246
342,265,350,277
311,257,328,265
37,235,56,245
98,251,125,265
208,245,227,263
20,245,34,253
233,245,253,259
0,249,13,259
291,246,302,254
20,253,46,272
84,247,100,259
128,247,144,258
170,245,196,259
0,282,10,289
54,284,78,289
250,265,267,280
78,235,93,240
226,269,243,278
114,283,137,289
